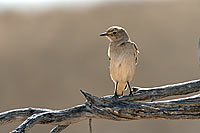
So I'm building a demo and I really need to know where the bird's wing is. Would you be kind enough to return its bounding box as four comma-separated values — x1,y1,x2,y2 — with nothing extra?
131,41,139,64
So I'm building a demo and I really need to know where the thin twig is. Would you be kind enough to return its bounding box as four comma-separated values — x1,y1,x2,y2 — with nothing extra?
89,119,92,133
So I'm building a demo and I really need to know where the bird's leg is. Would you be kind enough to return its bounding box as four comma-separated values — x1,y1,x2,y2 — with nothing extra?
124,85,127,90
113,81,119,99
127,81,133,96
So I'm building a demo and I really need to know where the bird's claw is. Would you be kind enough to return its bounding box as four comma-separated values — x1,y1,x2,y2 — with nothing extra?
129,91,133,96
132,87,139,92
112,94,119,99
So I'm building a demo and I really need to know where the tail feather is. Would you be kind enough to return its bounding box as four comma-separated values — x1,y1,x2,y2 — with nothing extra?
115,82,126,96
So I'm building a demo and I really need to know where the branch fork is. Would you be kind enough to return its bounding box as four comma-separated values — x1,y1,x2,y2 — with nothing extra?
0,79,200,133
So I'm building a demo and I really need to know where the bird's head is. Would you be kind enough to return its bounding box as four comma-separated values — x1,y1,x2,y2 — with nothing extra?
100,26,130,43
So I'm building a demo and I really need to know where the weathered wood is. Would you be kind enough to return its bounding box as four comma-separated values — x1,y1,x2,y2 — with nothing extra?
0,79,200,133
105,79,200,101
0,108,52,126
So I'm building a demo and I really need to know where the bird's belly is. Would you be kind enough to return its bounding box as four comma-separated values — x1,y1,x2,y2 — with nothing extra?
110,56,135,82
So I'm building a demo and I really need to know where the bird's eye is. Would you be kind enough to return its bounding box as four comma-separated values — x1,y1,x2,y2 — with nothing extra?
113,32,117,35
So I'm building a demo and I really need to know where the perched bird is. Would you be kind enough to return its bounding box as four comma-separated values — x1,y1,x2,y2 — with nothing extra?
100,26,139,97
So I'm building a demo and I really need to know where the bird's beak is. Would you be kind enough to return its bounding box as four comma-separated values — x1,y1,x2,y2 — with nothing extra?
99,32,108,36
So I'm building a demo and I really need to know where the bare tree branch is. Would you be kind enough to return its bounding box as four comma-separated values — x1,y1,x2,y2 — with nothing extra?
104,79,200,101
0,79,200,133
0,108,52,126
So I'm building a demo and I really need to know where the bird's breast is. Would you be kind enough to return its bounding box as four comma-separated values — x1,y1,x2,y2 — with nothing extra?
109,45,136,82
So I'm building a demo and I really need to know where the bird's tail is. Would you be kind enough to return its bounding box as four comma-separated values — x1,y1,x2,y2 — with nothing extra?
115,82,126,96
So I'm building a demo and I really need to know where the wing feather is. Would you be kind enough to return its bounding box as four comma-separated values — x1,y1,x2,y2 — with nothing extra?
131,42,139,64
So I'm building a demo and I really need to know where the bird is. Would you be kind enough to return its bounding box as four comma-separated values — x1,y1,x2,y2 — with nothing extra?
100,26,139,98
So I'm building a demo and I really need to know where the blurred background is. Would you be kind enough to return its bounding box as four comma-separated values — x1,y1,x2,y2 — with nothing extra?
0,0,200,132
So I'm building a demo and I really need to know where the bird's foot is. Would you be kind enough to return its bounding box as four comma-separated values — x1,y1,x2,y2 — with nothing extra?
128,87,140,96
112,93,119,99
132,87,139,93
129,91,133,96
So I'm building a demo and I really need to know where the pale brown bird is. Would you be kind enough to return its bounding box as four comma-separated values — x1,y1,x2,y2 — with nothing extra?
100,26,139,97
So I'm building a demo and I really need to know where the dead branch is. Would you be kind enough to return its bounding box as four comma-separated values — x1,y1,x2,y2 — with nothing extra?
0,79,200,133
